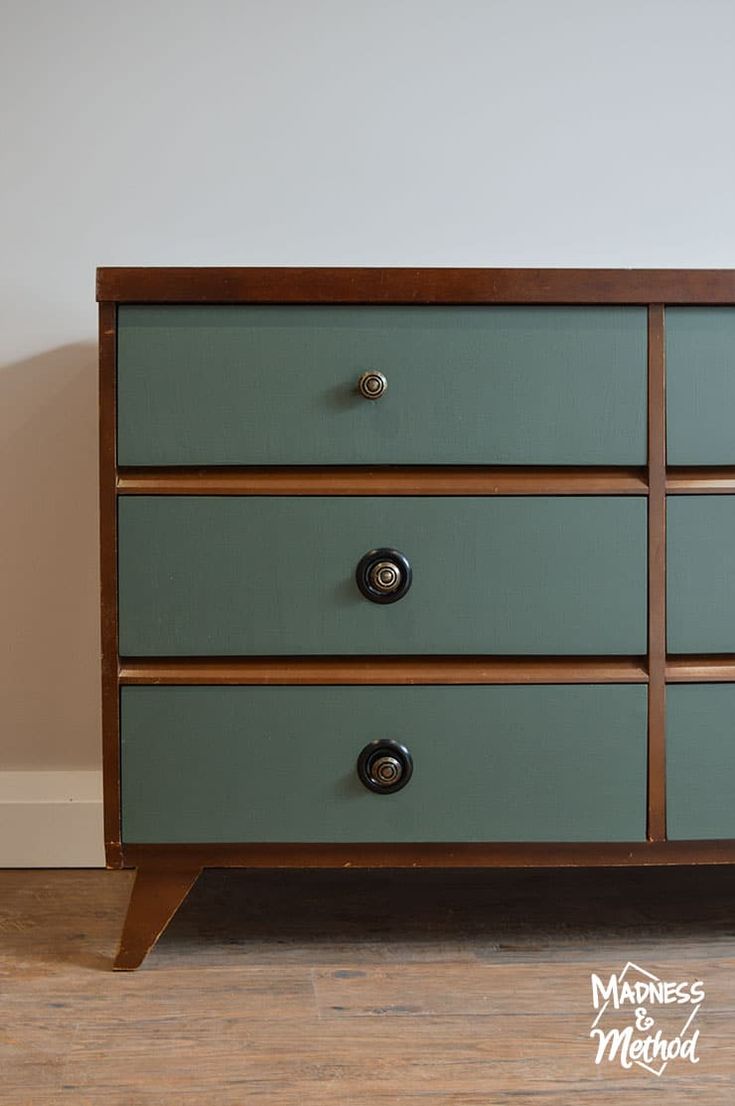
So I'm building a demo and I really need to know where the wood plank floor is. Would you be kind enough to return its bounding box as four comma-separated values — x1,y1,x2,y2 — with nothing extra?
1,866,734,1104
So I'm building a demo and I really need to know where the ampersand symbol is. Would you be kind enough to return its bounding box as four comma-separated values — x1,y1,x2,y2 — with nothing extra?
634,1006,655,1030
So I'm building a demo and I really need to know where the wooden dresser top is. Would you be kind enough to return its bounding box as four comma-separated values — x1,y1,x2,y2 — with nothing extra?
96,267,735,304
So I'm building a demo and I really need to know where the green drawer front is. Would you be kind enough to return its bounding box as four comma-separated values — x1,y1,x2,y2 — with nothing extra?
667,308,735,465
667,684,735,839
117,306,647,466
668,496,735,653
118,496,647,656
121,684,647,843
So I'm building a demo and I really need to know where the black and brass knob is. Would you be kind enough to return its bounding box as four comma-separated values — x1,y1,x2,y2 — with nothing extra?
357,370,387,400
355,548,412,604
357,739,413,794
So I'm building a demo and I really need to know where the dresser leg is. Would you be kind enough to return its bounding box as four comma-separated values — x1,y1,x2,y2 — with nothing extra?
114,865,201,970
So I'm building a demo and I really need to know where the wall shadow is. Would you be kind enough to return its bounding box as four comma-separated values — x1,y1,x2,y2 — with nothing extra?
0,343,100,768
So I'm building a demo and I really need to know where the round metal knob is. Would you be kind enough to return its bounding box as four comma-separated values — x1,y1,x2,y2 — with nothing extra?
369,560,401,594
371,755,402,784
355,548,412,604
357,371,387,400
357,739,413,794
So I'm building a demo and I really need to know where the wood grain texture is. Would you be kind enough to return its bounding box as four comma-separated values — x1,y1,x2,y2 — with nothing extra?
113,866,201,970
117,466,648,495
4,867,735,1102
111,862,198,968
119,655,649,685
666,656,735,681
667,468,735,493
119,467,735,497
646,306,666,842
121,839,735,868
96,265,735,304
98,303,121,868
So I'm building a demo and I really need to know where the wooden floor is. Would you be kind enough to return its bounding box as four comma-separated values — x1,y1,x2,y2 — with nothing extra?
1,866,734,1104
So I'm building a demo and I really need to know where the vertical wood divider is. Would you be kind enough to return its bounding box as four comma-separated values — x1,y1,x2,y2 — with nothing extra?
99,302,122,866
647,305,666,841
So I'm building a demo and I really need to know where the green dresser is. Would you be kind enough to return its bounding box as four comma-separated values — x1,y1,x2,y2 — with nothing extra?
98,266,735,969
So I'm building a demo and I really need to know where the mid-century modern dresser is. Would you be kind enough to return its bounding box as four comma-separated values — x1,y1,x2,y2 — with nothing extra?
98,267,735,969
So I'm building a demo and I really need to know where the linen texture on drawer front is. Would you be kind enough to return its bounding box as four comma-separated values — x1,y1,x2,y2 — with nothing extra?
667,684,735,839
116,305,647,465
117,496,647,656
120,684,648,843
667,307,735,464
668,496,735,653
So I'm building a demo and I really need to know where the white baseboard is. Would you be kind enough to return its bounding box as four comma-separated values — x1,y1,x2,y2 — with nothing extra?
0,770,105,867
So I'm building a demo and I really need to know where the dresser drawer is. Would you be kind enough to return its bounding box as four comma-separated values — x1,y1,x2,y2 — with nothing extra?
668,496,735,653
668,684,735,839
117,305,647,466
667,308,735,464
120,684,647,843
118,496,647,656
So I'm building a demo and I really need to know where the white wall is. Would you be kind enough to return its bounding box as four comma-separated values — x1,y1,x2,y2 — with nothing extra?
1,0,734,859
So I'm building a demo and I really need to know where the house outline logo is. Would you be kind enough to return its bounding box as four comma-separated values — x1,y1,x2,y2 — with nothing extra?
589,961,703,1076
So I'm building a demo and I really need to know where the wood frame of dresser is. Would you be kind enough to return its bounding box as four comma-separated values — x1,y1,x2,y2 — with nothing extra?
99,268,735,967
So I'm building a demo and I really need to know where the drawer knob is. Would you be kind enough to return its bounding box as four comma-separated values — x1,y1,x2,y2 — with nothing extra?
357,370,387,400
357,739,413,794
356,547,412,604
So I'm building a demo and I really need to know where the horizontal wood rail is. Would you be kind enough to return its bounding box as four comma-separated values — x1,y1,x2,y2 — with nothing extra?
119,655,735,686
666,657,735,682
121,840,735,869
118,468,735,497
666,468,735,493
97,266,735,305
119,656,648,685
117,467,648,496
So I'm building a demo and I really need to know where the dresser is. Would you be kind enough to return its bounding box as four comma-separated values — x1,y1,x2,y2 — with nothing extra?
98,268,735,969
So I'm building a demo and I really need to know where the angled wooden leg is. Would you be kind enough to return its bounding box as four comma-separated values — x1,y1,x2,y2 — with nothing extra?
114,865,201,970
